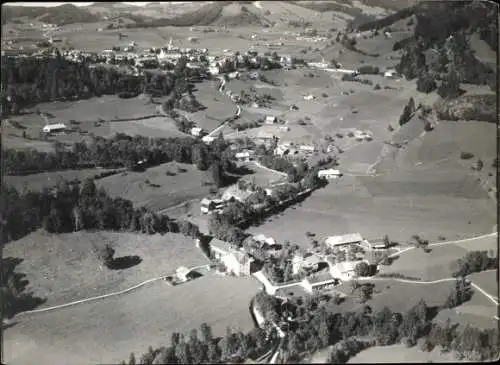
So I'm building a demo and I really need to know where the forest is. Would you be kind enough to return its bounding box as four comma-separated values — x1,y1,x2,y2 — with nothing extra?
0,52,203,117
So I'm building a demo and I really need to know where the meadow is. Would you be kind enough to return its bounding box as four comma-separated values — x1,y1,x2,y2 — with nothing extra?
96,162,211,212
3,230,208,308
4,275,260,365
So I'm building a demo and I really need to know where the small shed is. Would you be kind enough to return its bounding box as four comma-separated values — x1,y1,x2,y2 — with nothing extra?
265,116,277,125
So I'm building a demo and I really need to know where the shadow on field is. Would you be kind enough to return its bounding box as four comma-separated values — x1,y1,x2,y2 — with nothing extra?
108,255,142,270
2,257,47,320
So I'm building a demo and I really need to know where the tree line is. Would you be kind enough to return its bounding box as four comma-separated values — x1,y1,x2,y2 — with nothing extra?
450,250,497,278
1,178,201,244
4,133,235,182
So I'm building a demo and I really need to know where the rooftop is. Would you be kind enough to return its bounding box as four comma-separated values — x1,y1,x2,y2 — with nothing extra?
307,269,336,284
325,233,363,246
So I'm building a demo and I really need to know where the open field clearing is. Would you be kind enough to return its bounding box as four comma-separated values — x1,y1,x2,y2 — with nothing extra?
347,343,458,363
469,271,498,300
4,275,260,365
3,230,208,307
92,117,186,139
189,81,237,131
96,162,211,212
247,169,496,247
454,234,498,252
2,135,56,153
5,168,122,191
379,244,469,281
239,161,287,186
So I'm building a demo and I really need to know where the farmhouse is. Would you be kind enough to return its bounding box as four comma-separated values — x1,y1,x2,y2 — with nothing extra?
329,261,362,281
190,127,204,136
318,169,342,180
42,123,67,133
202,135,215,144
210,239,255,276
384,69,398,78
253,234,277,249
299,144,316,153
274,144,290,156
235,150,255,162
176,266,191,282
325,233,363,250
303,94,315,101
222,185,255,202
209,66,220,76
265,115,278,125
228,71,240,80
200,197,225,214
301,271,339,293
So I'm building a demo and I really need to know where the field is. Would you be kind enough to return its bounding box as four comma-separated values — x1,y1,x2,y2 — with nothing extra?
454,234,497,252
4,275,260,365
3,230,208,307
246,169,496,248
4,95,186,147
469,271,498,300
2,135,56,153
96,162,211,212
5,168,122,191
347,343,458,363
378,244,469,281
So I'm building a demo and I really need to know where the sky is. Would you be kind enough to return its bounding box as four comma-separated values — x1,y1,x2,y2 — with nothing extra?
3,2,153,7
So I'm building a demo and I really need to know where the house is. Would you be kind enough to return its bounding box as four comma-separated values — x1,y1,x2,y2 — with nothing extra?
361,239,388,250
301,271,339,293
303,94,315,101
223,249,255,276
253,234,277,249
265,116,277,125
202,135,215,144
235,150,255,162
299,145,316,153
222,185,254,202
176,266,191,282
249,71,259,80
318,169,342,180
201,197,225,214
325,233,363,250
228,71,240,80
384,69,398,78
42,123,67,133
274,144,289,156
330,261,364,281
190,127,203,136
209,66,220,76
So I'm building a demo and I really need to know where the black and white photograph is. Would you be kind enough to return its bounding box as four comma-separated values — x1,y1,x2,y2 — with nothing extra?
1,0,498,364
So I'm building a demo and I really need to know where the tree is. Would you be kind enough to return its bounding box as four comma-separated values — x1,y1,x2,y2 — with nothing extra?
358,284,373,303
210,159,226,187
354,261,372,277
438,67,461,99
128,352,136,365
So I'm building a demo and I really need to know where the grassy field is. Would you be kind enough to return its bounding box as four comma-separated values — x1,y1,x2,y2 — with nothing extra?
346,343,458,363
246,169,496,248
454,234,497,252
2,135,56,153
5,168,122,191
3,230,208,307
4,95,186,147
96,162,211,212
469,271,498,299
379,244,470,281
4,274,260,365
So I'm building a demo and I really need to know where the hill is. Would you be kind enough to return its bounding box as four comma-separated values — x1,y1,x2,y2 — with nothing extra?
1,4,100,25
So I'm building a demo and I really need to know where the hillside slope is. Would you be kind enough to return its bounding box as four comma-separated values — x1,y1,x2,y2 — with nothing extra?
2,4,100,25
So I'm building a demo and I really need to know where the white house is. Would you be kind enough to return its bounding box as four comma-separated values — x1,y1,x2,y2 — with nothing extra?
325,233,363,250
318,169,342,180
176,266,191,282
209,66,220,76
202,135,215,144
235,150,255,162
223,250,254,276
201,197,225,214
384,69,398,78
191,127,203,136
303,94,315,101
228,71,240,80
274,145,289,156
265,115,277,125
299,144,316,153
253,234,277,248
301,271,338,293
42,123,67,133
329,261,359,281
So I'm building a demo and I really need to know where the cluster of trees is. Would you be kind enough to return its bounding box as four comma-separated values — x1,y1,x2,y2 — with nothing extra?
395,2,496,93
327,338,372,363
442,277,473,309
120,323,270,365
450,250,497,278
233,121,260,131
1,53,205,117
258,155,309,183
1,178,200,244
5,133,235,183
